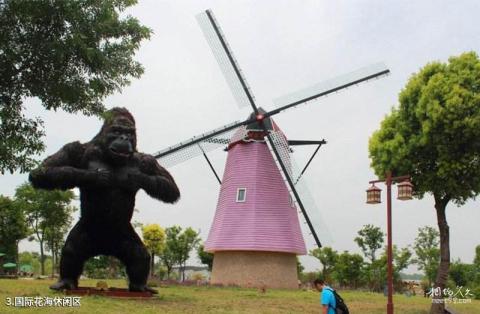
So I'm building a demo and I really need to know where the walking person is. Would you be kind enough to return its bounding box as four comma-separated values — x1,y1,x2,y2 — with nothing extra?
314,279,336,314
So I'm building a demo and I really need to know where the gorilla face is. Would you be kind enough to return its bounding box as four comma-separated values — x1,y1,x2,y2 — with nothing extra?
105,117,136,163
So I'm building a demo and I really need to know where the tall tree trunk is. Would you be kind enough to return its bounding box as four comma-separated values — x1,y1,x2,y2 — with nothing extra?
430,196,450,314
150,252,155,277
15,240,19,275
54,249,59,275
182,261,186,282
166,266,171,280
39,240,45,276
51,241,55,278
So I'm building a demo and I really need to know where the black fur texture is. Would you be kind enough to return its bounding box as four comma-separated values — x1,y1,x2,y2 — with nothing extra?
29,108,180,293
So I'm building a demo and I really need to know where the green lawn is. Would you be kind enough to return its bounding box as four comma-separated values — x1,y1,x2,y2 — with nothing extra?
0,279,478,313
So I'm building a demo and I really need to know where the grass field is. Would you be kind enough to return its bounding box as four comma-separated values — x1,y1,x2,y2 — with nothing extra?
0,279,479,313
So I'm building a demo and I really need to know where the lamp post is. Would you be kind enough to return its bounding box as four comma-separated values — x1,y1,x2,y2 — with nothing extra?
366,171,413,314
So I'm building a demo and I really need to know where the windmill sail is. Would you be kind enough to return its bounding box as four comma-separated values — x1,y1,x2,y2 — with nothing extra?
267,130,332,247
196,10,256,110
290,157,333,246
154,121,247,168
270,62,390,115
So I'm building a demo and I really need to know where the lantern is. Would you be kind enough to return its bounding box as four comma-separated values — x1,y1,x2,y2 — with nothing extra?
397,180,413,200
366,184,382,204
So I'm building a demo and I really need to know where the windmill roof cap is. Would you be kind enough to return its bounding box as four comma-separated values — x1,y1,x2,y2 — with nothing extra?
246,108,278,131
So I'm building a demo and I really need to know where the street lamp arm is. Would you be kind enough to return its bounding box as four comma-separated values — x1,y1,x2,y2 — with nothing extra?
369,174,410,184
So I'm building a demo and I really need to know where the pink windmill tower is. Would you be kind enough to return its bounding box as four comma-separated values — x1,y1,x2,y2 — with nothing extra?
153,10,390,288
204,112,311,288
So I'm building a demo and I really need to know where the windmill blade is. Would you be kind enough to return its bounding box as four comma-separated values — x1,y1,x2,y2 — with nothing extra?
196,10,258,111
267,130,332,247
154,121,248,168
269,62,389,116
290,157,333,246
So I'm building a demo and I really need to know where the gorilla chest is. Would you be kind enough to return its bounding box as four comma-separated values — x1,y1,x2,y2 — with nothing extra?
87,160,134,182
88,160,112,172
84,160,136,221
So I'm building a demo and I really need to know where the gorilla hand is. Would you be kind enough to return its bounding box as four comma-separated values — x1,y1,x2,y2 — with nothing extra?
92,168,113,187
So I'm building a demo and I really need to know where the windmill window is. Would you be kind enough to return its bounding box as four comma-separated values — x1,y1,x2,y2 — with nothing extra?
236,188,247,202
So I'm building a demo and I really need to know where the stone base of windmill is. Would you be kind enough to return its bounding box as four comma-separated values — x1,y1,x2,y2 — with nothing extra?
210,251,298,289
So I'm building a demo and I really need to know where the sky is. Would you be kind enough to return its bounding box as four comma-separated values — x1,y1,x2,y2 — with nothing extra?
1,0,479,273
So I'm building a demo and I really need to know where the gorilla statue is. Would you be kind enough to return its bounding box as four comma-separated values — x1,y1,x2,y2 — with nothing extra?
29,107,180,293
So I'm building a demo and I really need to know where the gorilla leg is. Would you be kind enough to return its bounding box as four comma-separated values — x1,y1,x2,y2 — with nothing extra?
51,222,96,291
114,226,155,293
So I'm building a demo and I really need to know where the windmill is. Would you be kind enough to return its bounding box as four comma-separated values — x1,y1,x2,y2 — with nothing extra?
154,10,389,288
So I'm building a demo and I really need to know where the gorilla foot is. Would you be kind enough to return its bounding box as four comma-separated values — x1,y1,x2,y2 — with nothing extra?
129,284,158,294
50,279,77,291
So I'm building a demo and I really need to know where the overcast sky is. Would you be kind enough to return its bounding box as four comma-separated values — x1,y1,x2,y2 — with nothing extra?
1,0,479,272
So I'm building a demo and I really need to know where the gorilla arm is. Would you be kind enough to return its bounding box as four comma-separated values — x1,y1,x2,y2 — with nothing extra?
130,154,180,204
29,141,109,190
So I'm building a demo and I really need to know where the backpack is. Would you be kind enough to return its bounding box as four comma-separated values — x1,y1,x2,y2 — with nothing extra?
325,287,349,314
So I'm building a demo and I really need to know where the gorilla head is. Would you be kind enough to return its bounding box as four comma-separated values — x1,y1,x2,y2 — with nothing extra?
93,107,137,164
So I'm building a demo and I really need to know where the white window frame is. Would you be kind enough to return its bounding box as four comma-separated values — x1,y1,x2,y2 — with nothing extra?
236,188,247,203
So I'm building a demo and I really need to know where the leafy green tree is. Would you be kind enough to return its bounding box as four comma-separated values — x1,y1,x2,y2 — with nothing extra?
197,243,214,271
178,227,200,281
412,226,440,287
159,226,200,281
14,183,76,275
364,245,412,292
296,257,304,277
142,224,166,277
18,251,41,275
383,245,412,290
474,245,480,267
394,246,412,272
449,259,475,287
473,245,480,284
333,251,364,288
83,255,124,279
161,225,182,279
353,224,385,291
44,201,76,276
309,246,338,282
354,224,385,263
0,196,29,268
0,0,151,173
84,256,109,279
369,52,480,313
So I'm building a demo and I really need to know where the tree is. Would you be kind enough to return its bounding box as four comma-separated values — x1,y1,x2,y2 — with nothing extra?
161,226,182,279
43,204,76,277
178,227,200,281
197,243,214,271
0,0,151,174
142,224,166,277
412,226,440,287
0,196,29,269
159,226,200,281
14,182,76,275
449,259,475,287
381,245,412,291
474,245,480,267
333,251,364,289
369,52,480,313
18,251,41,275
310,246,338,282
394,246,412,272
354,224,385,263
296,257,304,277
84,256,109,279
